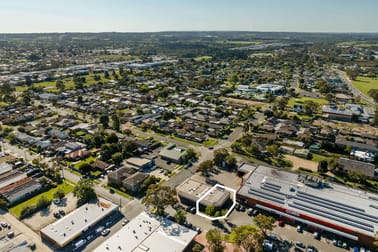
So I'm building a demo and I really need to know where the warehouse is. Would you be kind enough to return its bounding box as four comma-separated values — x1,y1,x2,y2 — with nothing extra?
40,198,118,248
237,164,378,247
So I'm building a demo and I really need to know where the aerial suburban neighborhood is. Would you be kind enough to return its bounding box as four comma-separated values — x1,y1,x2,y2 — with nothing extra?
1,5,378,252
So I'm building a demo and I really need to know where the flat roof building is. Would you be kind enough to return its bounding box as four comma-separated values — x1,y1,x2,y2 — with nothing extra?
125,157,154,170
40,198,118,248
93,211,197,252
177,178,231,209
237,164,378,247
159,144,187,163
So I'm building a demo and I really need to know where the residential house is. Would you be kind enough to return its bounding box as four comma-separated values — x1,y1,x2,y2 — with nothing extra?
338,157,375,177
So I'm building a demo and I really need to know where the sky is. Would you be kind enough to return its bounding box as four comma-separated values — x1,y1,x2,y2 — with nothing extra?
0,0,377,33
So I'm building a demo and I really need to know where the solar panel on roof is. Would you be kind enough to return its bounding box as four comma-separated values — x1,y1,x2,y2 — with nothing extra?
289,202,374,233
294,196,378,224
297,191,365,213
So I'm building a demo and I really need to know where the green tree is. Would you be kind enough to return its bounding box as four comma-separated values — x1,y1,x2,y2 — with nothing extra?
0,198,8,209
368,89,378,103
198,160,214,175
346,68,359,80
225,155,237,170
228,225,263,252
105,132,119,144
79,163,92,174
53,188,65,200
303,100,320,115
205,205,215,216
99,115,109,128
206,228,224,252
192,243,203,252
73,179,96,203
213,148,229,168
253,214,276,237
36,196,51,209
112,115,120,132
141,184,177,216
374,231,378,249
318,160,328,173
111,152,123,165
174,209,187,225
55,80,65,92
182,147,198,163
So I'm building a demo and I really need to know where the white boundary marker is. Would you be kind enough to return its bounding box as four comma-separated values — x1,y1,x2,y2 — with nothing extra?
195,184,236,220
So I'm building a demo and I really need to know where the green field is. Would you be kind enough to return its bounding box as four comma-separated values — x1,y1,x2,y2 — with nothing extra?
288,97,328,107
194,56,212,61
218,40,263,45
351,77,378,97
15,73,112,93
337,41,378,48
9,181,74,218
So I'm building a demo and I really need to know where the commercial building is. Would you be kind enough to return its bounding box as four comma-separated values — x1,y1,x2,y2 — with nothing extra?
125,157,155,170
237,164,378,246
93,211,197,252
40,198,118,248
256,84,285,95
159,144,187,163
177,178,231,209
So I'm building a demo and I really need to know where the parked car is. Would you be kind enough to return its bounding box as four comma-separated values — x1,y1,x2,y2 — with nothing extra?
58,209,65,216
101,228,111,236
7,231,14,238
278,220,285,227
1,222,8,228
297,225,302,233
313,232,320,240
296,242,306,248
95,226,105,234
53,212,61,218
247,208,254,216
122,219,129,226
307,245,317,252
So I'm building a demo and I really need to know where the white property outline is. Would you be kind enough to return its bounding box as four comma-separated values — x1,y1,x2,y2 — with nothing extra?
195,184,236,220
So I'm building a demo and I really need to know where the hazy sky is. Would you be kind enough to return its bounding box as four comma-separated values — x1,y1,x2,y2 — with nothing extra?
0,0,377,33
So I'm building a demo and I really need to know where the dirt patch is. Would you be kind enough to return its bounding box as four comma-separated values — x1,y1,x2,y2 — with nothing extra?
22,193,78,231
221,97,267,107
284,155,318,172
313,119,378,136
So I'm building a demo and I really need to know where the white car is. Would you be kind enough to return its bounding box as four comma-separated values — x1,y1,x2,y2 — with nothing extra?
101,228,111,236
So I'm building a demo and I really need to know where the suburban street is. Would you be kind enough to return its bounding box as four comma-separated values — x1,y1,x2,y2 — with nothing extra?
335,69,376,106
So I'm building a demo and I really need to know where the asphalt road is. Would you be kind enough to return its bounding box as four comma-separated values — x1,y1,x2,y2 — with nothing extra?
335,69,376,106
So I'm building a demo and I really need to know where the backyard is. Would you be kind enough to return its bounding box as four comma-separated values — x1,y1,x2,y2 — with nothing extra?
9,181,75,218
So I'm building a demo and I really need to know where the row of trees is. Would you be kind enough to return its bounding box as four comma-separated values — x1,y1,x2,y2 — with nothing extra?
198,148,237,175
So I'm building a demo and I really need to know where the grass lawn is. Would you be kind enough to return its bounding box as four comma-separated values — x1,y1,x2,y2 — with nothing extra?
15,73,112,93
9,181,74,218
194,56,212,61
103,185,134,200
73,156,97,169
288,97,328,107
203,139,218,147
351,76,378,97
